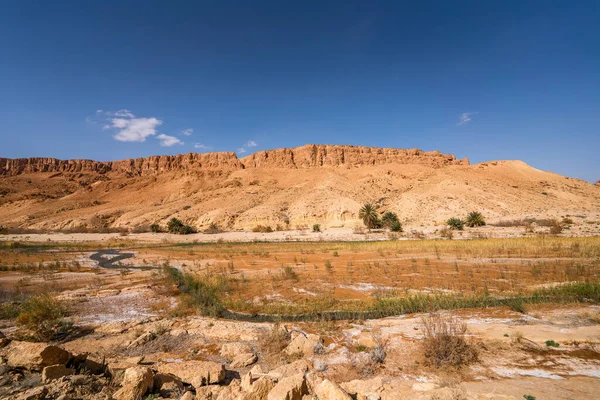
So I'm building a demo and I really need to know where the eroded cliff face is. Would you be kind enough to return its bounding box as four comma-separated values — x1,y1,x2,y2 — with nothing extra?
240,144,468,168
0,145,468,176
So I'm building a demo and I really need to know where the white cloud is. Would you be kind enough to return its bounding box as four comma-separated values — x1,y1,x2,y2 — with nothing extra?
110,115,162,142
113,109,135,118
181,128,193,136
194,143,211,150
457,112,477,126
246,140,257,147
96,109,103,114
238,147,247,154
156,134,183,147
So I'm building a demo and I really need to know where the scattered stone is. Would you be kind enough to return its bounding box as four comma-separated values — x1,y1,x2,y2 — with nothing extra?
284,332,324,356
16,386,48,400
341,377,384,400
41,364,74,383
179,391,195,400
248,376,276,399
127,331,156,348
112,366,154,400
157,360,225,389
6,341,72,371
0,330,9,348
80,355,106,375
314,379,353,400
69,374,89,386
267,373,308,400
269,359,309,380
154,372,184,396
230,352,258,368
220,341,253,358
125,356,145,365
314,359,327,372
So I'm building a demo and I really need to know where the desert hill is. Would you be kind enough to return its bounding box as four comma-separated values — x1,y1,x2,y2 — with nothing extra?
0,144,598,231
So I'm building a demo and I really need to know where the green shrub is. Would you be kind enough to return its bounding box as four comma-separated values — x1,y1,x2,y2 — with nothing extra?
312,224,321,232
204,222,221,234
389,220,403,232
167,218,196,234
545,340,559,347
381,211,399,228
465,211,486,227
16,294,72,341
252,225,273,233
447,218,464,230
150,223,161,233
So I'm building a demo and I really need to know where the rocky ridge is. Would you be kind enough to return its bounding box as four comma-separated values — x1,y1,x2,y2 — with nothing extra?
0,145,467,177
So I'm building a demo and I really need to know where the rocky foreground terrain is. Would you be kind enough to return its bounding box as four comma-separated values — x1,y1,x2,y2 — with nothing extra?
1,144,599,231
1,301,600,400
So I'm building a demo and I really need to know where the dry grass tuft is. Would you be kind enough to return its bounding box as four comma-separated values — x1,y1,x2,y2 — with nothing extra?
422,313,478,368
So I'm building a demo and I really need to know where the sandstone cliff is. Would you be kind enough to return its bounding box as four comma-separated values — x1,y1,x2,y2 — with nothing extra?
0,145,467,177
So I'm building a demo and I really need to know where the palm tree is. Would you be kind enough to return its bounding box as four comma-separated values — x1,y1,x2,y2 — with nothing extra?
359,203,380,230
381,211,399,228
465,211,485,227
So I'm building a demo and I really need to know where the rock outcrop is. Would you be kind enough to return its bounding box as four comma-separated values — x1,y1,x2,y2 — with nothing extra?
0,144,467,177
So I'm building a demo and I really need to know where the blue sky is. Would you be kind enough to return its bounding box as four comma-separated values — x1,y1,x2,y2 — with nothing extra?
0,1,598,181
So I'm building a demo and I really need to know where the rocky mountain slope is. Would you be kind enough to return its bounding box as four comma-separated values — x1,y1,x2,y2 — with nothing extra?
0,144,598,231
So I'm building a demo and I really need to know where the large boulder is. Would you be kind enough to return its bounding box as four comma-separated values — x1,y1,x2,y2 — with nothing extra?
284,332,323,356
230,352,258,368
157,360,225,389
268,359,309,380
42,364,74,383
6,341,71,371
267,373,307,400
314,379,353,400
112,366,154,400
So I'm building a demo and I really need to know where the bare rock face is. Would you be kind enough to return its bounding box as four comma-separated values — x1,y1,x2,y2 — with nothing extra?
112,366,154,400
157,360,226,389
267,373,308,400
284,332,324,356
230,352,258,368
15,386,48,400
41,364,74,383
241,144,468,169
268,359,310,380
314,379,353,400
220,341,253,358
6,341,72,371
0,145,467,177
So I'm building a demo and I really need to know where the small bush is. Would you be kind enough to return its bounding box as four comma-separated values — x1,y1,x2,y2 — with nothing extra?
150,223,161,233
16,294,72,341
465,211,485,227
182,205,192,210
370,343,387,364
167,218,196,235
422,313,478,368
389,220,403,232
252,225,273,233
447,218,464,231
545,340,560,347
282,266,298,281
312,224,321,232
549,220,563,235
562,217,573,225
204,222,221,234
439,227,453,240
